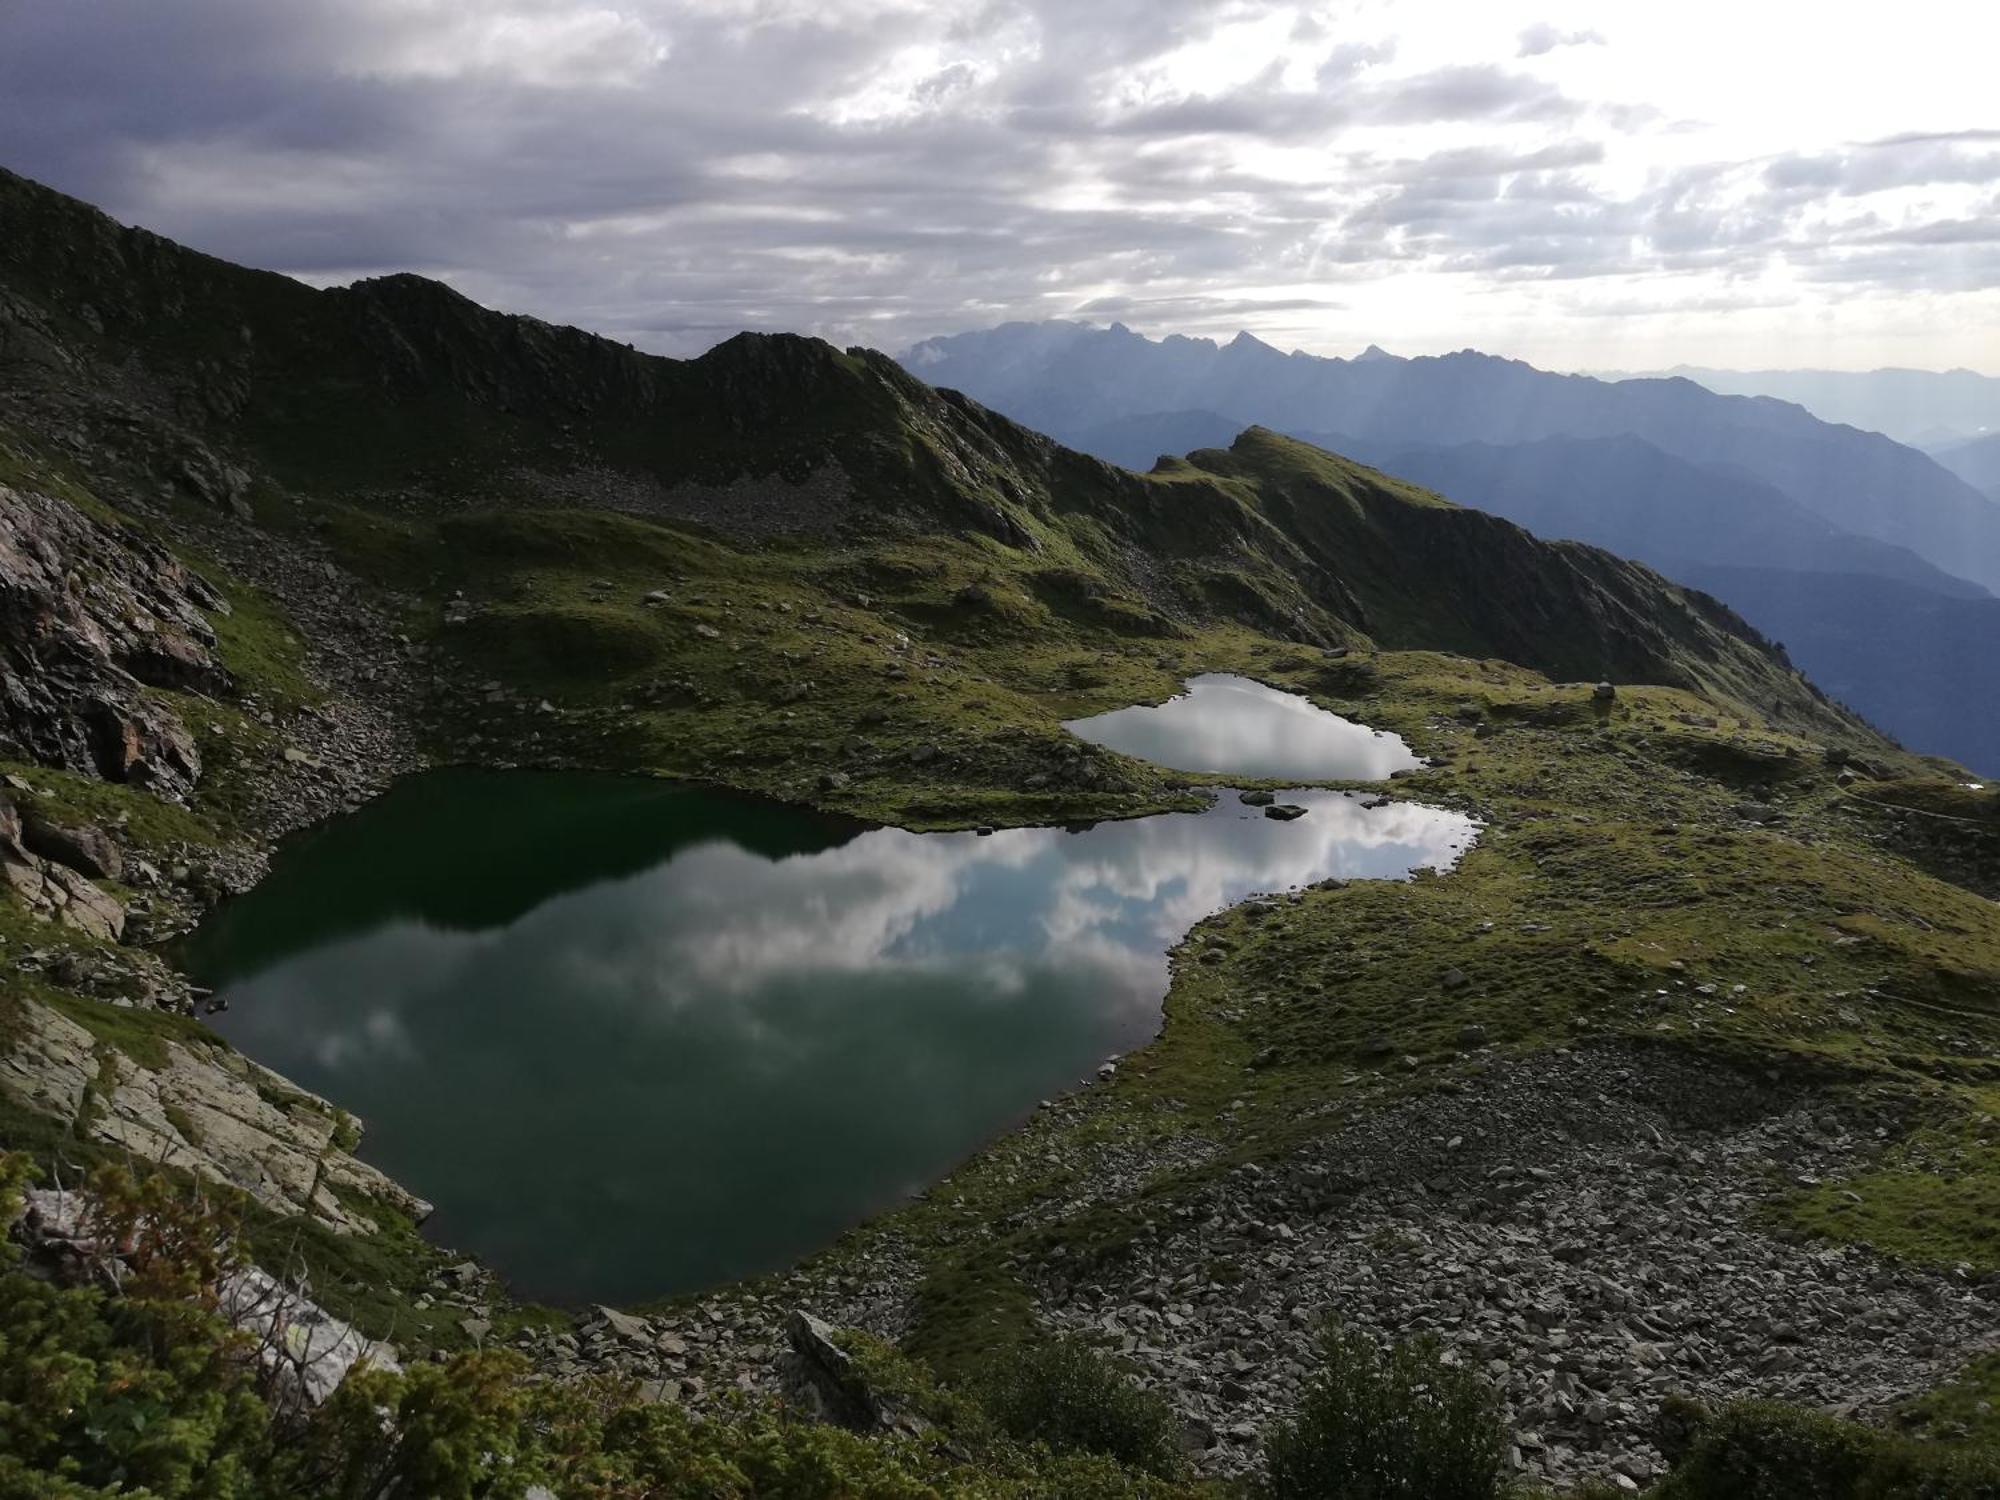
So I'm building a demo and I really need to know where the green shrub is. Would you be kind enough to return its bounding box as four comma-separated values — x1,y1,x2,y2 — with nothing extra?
1652,1399,2000,1499
0,1157,1193,1499
974,1335,1185,1478
1259,1326,1505,1500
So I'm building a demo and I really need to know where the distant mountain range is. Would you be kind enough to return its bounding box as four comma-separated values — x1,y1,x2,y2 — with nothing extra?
1931,432,2000,503
1592,364,2000,450
906,322,2000,597
902,322,2000,772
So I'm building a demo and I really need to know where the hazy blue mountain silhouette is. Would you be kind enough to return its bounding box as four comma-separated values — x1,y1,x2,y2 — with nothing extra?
904,321,2000,594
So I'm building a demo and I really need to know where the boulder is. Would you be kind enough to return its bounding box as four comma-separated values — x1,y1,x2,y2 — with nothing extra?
0,851,126,940
1264,803,1308,821
22,814,122,880
219,1264,401,1413
594,1304,653,1343
781,1309,928,1437
0,795,26,862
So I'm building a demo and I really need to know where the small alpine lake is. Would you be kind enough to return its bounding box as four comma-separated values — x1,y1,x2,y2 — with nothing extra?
1064,672,1424,780
189,686,1471,1305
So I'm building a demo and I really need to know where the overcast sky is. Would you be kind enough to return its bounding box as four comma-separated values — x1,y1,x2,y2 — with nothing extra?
4,0,1997,371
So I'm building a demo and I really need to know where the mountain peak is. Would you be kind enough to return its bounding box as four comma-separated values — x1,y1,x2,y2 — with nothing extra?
1355,343,1402,363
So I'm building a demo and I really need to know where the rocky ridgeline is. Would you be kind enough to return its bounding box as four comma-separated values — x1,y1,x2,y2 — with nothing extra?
1026,1047,2000,1491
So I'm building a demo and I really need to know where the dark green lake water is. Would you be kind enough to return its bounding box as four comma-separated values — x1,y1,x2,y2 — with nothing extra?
1065,673,1423,780
191,753,1470,1306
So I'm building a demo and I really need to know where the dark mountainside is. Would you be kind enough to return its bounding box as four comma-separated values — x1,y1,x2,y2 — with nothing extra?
904,320,2000,594
0,166,1841,729
1324,436,2000,775
4,167,2000,1499
1671,564,2000,777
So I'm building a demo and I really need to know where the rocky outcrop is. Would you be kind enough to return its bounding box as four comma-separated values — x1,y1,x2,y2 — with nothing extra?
21,811,123,879
0,997,430,1232
781,1309,929,1437
0,794,124,939
0,482,228,801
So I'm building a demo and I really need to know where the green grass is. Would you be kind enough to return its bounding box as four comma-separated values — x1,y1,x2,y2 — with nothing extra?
1897,1351,2000,1446
38,990,218,1071
1780,1101,2000,1273
202,573,320,712
0,757,217,853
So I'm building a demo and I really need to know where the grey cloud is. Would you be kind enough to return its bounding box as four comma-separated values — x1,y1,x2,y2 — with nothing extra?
1366,140,1605,181
1862,216,2000,247
0,0,1983,356
1765,137,2000,197
1315,39,1398,86
1516,23,1606,57
1365,65,1580,125
1070,292,1341,321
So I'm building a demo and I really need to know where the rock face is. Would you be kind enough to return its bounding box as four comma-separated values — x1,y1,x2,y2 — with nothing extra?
0,997,430,1232
0,482,227,801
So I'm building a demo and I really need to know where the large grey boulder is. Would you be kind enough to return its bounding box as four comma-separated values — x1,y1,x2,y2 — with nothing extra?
781,1309,928,1437
23,813,123,880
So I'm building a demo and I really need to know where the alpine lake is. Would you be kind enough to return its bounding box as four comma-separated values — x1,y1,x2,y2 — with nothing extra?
187,675,1475,1304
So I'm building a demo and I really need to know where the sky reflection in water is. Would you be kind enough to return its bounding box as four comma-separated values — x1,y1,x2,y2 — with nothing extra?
1064,673,1422,780
193,770,1470,1304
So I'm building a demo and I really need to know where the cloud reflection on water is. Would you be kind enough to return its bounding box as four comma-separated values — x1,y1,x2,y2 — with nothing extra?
1064,674,1424,780
211,782,1471,1302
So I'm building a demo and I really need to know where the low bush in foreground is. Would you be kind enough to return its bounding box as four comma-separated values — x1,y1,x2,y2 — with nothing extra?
973,1334,1187,1479
1651,1397,2000,1500
0,1157,1194,1499
1259,1324,1506,1500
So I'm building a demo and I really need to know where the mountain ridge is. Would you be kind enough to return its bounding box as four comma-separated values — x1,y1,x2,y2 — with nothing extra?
0,166,1857,741
905,319,2000,595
